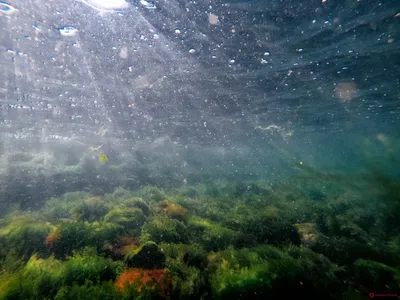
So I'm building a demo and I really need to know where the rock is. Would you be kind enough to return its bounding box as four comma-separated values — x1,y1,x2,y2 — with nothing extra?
295,223,317,247
125,241,166,269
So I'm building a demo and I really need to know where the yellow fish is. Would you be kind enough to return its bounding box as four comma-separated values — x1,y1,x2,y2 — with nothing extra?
99,152,108,163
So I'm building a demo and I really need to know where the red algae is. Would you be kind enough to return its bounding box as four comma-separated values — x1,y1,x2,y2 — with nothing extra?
115,268,171,294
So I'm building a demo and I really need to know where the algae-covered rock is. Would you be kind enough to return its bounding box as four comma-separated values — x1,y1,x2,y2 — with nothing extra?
141,216,189,244
125,241,166,269
240,211,301,246
310,234,385,266
352,259,400,292
209,245,342,299
160,243,209,298
72,197,108,222
23,255,64,297
159,200,189,223
182,187,198,198
51,221,89,258
188,216,251,251
63,247,121,286
123,197,150,215
104,206,146,230
87,221,124,250
160,243,208,270
54,281,121,300
140,186,167,202
103,236,140,260
201,223,245,251
48,220,124,258
0,254,64,300
295,223,318,247
0,215,54,260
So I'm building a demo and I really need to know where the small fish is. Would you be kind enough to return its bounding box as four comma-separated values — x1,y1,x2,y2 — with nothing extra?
89,144,103,151
99,152,108,163
99,126,107,137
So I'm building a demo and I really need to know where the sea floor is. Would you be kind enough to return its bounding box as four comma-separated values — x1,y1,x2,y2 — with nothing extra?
0,174,399,299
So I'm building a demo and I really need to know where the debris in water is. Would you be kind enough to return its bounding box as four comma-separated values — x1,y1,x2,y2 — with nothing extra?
208,13,219,25
139,0,156,9
99,126,107,137
99,152,108,163
58,26,78,37
89,145,103,151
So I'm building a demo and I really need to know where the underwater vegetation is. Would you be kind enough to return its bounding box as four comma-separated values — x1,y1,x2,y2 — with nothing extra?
0,137,399,300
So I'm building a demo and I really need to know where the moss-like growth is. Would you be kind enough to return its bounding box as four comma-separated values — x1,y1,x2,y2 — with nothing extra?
47,220,124,258
141,216,189,244
0,271,34,300
87,221,124,251
310,234,385,265
0,250,26,273
189,217,252,251
104,206,146,232
238,210,301,246
54,281,121,300
40,192,93,222
317,213,370,243
0,255,64,300
182,187,198,198
209,245,342,299
203,224,244,251
72,197,108,222
0,215,54,260
41,198,77,222
159,243,209,298
204,182,220,197
123,197,151,215
161,243,208,270
23,255,64,298
125,241,166,269
51,221,90,258
231,182,269,198
63,247,121,286
352,259,400,292
2,160,400,300
158,200,189,223
166,259,206,299
140,186,166,202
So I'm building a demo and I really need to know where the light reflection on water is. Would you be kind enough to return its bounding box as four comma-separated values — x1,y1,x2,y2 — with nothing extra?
0,1,17,14
79,0,129,12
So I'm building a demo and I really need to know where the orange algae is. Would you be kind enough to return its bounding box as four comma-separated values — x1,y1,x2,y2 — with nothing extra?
115,268,171,294
45,229,60,249
159,200,188,222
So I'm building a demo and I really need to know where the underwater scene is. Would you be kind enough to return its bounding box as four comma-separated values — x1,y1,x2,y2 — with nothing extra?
0,0,399,299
